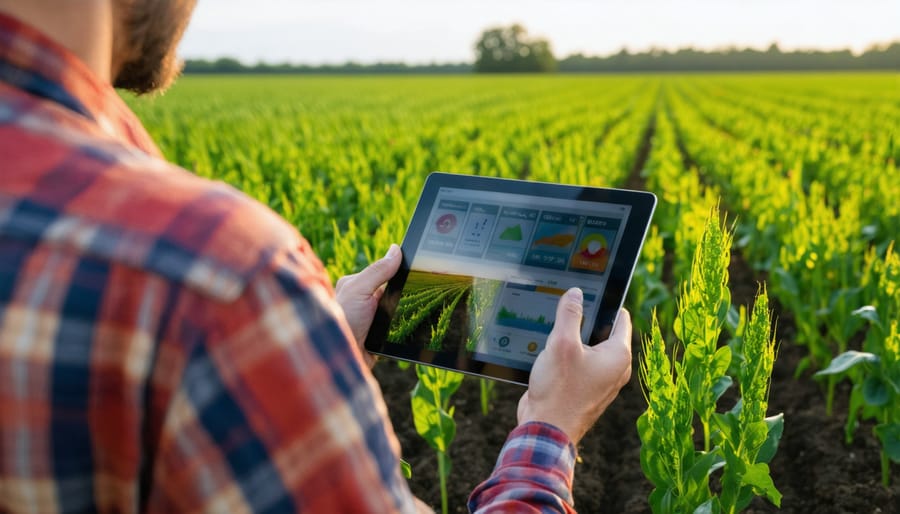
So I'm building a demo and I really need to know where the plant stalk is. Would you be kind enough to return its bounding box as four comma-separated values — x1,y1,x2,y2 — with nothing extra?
438,451,449,514
825,375,836,416
480,379,494,416
703,420,711,453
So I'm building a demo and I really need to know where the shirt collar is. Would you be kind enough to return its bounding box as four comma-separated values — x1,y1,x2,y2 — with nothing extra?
0,12,161,157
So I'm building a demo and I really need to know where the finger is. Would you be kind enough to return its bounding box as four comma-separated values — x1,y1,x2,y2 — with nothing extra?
349,244,402,296
517,391,529,423
371,281,389,303
334,273,358,294
414,496,436,514
617,363,633,387
589,309,633,372
608,308,632,351
547,287,584,351
590,308,632,350
362,351,377,369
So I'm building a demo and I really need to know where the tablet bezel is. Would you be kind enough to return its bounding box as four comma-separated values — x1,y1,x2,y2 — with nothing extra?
365,172,657,385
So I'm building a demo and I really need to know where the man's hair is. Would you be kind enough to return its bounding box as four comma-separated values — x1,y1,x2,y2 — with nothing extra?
113,0,197,95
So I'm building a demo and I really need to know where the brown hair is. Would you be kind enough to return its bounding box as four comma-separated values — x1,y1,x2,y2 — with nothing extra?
113,0,197,94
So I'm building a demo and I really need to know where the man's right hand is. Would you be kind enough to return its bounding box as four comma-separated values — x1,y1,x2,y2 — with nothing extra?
516,288,633,446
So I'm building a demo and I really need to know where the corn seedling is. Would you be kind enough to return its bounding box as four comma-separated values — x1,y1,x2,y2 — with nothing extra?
815,322,900,486
816,243,900,486
411,365,464,514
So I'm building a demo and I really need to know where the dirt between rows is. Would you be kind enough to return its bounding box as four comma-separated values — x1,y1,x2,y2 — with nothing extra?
371,253,899,513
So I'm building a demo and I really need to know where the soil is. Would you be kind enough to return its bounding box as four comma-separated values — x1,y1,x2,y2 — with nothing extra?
372,250,900,513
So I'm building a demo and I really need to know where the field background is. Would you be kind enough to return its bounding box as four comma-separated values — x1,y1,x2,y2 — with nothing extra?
128,73,899,512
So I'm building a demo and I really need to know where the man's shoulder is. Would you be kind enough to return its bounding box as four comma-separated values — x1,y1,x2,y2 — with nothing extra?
1,118,311,302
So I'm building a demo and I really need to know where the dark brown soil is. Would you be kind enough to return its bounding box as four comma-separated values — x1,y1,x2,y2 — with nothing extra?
372,250,899,513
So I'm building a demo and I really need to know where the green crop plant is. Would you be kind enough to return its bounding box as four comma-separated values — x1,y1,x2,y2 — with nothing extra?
428,289,467,350
772,183,866,414
638,210,783,513
411,365,464,514
638,316,701,511
859,243,900,354
816,243,900,486
122,74,900,507
675,208,733,453
479,379,496,416
815,322,900,486
630,225,671,335
715,288,783,513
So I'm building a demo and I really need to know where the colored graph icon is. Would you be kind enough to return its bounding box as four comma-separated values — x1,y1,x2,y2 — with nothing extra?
570,230,612,273
435,213,457,234
578,233,608,259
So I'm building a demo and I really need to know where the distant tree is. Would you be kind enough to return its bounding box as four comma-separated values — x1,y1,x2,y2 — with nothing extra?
212,57,245,73
474,24,556,73
180,39,898,76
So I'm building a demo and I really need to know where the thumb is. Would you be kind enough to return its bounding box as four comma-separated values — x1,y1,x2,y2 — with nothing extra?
353,244,402,295
547,287,584,351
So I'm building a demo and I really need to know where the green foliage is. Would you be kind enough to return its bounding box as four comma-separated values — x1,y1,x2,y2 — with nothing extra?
773,183,865,412
557,43,900,72
411,365,464,514
674,209,733,452
474,24,556,73
630,225,671,335
816,243,900,485
125,74,900,506
479,379,496,416
428,289,467,351
180,41,900,75
815,322,900,486
638,316,701,511
716,289,783,513
638,211,782,513
400,459,412,479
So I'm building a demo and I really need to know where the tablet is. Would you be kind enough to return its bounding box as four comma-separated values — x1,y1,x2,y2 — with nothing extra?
365,172,656,385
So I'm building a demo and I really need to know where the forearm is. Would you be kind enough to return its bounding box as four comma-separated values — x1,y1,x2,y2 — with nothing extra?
468,422,577,514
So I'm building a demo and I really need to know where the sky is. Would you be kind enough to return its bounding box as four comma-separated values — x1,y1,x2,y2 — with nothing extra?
178,0,900,65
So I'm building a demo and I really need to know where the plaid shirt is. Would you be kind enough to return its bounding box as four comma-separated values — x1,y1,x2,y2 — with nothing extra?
0,12,576,514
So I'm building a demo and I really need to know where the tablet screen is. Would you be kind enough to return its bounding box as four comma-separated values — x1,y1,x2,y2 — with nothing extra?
400,186,628,371
367,173,655,384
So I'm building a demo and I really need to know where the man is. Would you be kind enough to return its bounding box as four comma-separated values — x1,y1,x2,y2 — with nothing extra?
0,1,633,512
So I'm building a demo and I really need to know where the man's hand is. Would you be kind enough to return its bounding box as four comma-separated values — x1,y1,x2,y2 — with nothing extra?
516,288,633,446
335,244,402,368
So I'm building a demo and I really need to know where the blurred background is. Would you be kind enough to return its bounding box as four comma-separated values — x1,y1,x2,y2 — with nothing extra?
177,0,899,73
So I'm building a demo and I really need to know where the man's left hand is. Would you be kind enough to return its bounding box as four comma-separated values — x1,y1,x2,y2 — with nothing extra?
335,244,402,368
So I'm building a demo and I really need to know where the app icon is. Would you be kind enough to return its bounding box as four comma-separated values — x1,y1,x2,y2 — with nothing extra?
498,224,523,241
498,336,510,348
527,341,539,353
570,229,615,274
578,233,608,259
435,213,457,234
533,232,576,248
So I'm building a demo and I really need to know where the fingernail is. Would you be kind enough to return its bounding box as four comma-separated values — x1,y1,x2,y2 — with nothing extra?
384,244,400,259
568,287,583,303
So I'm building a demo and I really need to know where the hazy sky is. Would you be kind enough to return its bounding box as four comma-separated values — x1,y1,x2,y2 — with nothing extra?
179,0,900,64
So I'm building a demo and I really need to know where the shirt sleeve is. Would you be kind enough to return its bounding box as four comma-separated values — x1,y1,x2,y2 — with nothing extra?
467,422,578,514
143,246,418,513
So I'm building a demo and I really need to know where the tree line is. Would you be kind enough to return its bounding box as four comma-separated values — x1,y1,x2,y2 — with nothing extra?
184,25,899,75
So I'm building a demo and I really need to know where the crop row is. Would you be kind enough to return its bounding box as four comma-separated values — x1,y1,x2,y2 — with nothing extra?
127,74,900,510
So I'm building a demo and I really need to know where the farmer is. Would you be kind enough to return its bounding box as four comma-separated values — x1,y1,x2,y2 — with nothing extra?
0,1,633,512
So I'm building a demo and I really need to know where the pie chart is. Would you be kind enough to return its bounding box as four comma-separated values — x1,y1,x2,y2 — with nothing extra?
435,213,457,234
578,233,608,259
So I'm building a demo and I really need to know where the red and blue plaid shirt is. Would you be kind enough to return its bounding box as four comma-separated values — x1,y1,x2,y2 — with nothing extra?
0,12,576,514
